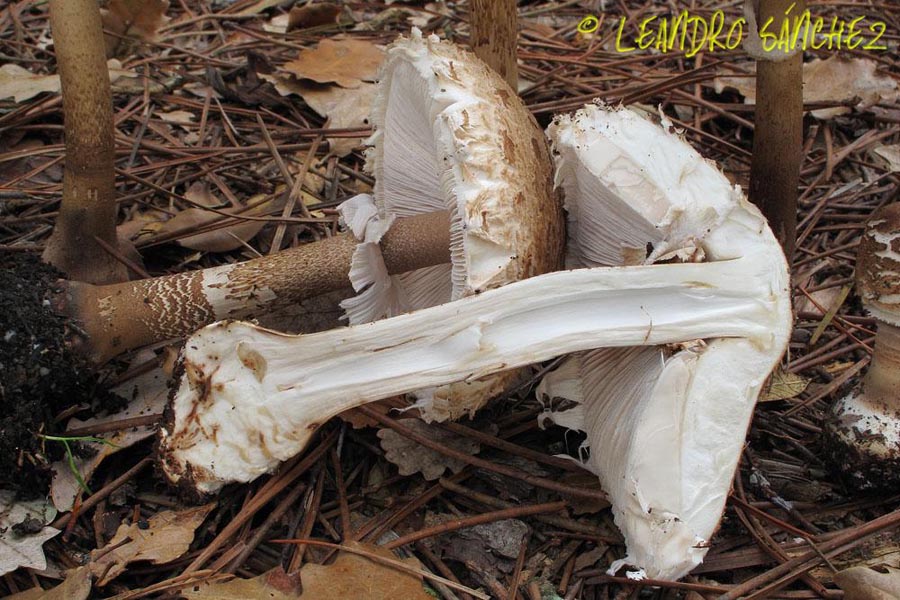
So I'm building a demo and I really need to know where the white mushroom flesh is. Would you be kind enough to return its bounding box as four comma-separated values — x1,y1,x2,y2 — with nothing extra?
538,105,792,580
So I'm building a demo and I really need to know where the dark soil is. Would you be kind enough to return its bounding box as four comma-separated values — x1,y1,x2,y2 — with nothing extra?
0,252,121,496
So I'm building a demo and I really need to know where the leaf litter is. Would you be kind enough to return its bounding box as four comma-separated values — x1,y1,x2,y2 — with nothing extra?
2,0,900,598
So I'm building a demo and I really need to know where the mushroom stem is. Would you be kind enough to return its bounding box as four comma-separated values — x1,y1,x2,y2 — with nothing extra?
470,0,518,90
747,0,805,258
43,0,127,284
864,322,900,403
825,203,900,490
161,254,782,494
57,210,451,364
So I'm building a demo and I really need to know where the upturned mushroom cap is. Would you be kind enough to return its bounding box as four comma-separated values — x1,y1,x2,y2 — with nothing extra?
538,105,792,581
825,203,900,490
339,29,563,420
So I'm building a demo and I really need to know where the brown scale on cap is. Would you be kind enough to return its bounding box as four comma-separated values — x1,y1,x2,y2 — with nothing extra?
825,203,900,491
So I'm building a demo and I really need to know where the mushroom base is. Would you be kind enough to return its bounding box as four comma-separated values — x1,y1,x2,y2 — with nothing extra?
824,389,900,492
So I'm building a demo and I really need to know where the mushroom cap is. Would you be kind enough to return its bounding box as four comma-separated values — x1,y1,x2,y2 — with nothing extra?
855,203,900,327
340,29,564,420
540,105,792,581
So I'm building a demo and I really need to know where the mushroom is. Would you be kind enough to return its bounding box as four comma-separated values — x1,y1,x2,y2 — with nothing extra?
337,29,562,421
158,102,791,563
534,105,793,580
825,203,900,491
47,29,561,368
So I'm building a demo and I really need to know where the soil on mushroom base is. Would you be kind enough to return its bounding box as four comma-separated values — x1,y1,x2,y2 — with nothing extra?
0,252,123,497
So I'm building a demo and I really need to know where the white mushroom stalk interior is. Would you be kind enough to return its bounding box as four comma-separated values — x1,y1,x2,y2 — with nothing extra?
157,105,790,581
537,105,792,580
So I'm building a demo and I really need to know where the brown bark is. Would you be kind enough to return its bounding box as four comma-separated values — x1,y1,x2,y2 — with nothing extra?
57,211,451,364
748,0,805,261
43,0,127,284
470,0,518,90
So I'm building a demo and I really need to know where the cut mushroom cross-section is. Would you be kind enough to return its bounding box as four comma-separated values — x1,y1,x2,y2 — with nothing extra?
160,112,790,509
536,105,793,581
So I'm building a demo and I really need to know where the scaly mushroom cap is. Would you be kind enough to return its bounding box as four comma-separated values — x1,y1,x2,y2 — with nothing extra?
825,203,900,490
539,105,792,581
855,203,900,327
340,29,564,420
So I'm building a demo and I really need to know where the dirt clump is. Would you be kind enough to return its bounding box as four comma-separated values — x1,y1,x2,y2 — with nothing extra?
0,252,121,496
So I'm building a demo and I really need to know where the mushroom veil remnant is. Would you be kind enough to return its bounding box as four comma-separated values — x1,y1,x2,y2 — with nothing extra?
825,203,900,491
537,105,793,580
337,28,563,420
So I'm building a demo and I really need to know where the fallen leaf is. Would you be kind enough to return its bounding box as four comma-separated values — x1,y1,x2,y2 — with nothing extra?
872,145,900,173
287,3,343,31
89,503,215,585
457,519,530,560
102,0,170,57
281,39,384,88
760,367,811,402
0,60,138,103
834,566,900,600
260,74,375,156
181,567,301,599
0,64,60,103
298,541,432,599
574,545,609,571
0,492,59,576
155,182,274,252
263,14,290,34
51,363,167,512
158,110,196,126
377,419,479,480
713,57,900,119
5,566,91,600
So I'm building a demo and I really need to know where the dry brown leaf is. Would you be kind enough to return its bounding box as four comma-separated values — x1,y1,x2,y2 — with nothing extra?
288,3,343,31
0,493,59,576
281,39,384,88
156,182,273,252
834,566,900,600
0,64,60,103
102,0,170,57
0,60,137,103
872,145,900,173
713,57,900,119
298,541,432,599
377,419,479,480
182,567,301,599
89,503,215,585
5,566,91,600
760,367,810,402
260,74,375,156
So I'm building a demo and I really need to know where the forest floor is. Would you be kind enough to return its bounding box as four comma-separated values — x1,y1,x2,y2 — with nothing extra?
1,0,899,598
